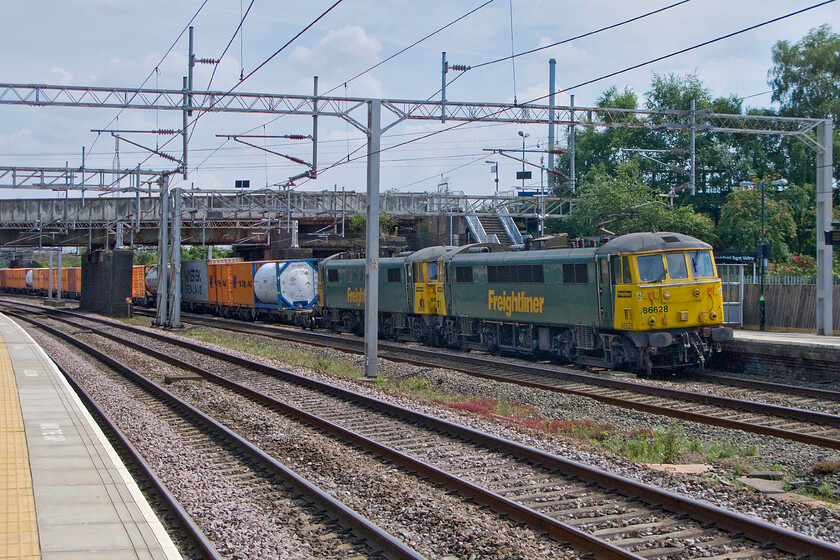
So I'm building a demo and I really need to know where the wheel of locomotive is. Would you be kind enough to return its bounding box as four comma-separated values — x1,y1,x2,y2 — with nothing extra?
410,320,428,343
609,337,639,372
442,321,461,350
342,312,359,335
381,317,396,340
483,327,501,355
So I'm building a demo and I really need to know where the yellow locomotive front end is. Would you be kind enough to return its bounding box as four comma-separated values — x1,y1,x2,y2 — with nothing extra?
613,248,726,332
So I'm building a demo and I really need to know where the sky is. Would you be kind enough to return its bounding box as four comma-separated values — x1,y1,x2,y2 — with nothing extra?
1,0,837,199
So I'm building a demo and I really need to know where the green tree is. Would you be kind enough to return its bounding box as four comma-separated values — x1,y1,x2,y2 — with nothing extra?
134,250,158,265
716,186,797,258
553,161,715,242
769,24,840,120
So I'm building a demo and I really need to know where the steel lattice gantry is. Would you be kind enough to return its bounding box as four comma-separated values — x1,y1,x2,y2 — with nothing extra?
1,82,833,355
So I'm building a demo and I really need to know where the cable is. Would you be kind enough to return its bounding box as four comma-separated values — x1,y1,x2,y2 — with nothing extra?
508,0,517,105
322,0,494,96
206,0,254,91
233,0,493,141
536,0,836,104
88,0,208,155
189,0,255,145
425,0,689,104
297,1,838,188
136,1,345,190
471,0,691,70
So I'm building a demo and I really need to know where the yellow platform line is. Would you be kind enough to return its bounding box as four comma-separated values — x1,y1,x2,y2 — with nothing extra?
0,337,39,560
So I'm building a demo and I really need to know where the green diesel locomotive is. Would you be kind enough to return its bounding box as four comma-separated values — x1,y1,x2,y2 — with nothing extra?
318,232,733,375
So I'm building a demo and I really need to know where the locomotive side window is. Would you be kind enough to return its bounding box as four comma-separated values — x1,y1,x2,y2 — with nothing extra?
637,255,666,282
666,253,689,279
487,264,543,283
611,256,633,284
689,251,715,278
387,268,401,282
455,266,473,283
562,263,588,284
327,269,338,282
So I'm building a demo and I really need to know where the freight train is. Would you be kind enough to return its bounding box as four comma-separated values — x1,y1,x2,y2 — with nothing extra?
0,231,733,374
318,232,733,375
145,258,319,325
0,264,152,305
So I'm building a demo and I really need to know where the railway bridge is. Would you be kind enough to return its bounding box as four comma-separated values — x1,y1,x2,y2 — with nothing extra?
0,189,573,257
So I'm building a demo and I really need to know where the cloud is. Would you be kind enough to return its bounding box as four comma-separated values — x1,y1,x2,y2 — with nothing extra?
288,25,383,95
49,67,73,85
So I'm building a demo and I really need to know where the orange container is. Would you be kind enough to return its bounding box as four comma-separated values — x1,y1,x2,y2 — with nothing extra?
32,269,48,292
131,265,146,299
206,259,244,305
5,269,27,290
67,267,82,295
216,261,258,307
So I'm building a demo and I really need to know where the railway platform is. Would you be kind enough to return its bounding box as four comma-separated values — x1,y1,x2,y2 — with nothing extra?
716,328,840,382
0,312,181,559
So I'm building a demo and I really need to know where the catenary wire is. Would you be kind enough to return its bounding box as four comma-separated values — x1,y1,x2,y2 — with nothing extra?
88,0,208,156
300,0,837,187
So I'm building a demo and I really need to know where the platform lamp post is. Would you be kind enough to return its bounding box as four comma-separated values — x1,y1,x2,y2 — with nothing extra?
485,160,499,195
518,131,529,189
739,178,788,331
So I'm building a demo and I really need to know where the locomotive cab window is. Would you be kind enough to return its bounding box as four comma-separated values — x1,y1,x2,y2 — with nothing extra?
689,251,715,278
427,262,438,281
387,268,401,282
327,269,338,282
637,255,666,283
666,253,689,280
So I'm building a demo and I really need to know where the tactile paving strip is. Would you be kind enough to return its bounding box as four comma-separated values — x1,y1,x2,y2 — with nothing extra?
0,338,40,559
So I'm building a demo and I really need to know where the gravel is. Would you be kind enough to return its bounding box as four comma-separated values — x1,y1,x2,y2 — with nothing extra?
21,313,840,556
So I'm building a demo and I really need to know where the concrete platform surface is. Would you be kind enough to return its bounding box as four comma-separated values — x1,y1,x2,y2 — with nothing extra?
0,312,181,560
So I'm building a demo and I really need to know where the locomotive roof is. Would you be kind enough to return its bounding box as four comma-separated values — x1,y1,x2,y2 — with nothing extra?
595,232,710,254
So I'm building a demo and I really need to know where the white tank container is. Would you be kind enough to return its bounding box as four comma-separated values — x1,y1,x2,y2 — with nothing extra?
253,261,317,308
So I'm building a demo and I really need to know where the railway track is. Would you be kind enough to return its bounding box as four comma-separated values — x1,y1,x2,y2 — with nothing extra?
9,305,840,560
128,307,840,451
10,308,424,560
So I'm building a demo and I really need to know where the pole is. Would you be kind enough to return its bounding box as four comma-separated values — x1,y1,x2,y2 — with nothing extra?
816,119,834,335
182,76,189,179
364,100,381,379
548,58,556,187
188,27,194,117
759,181,766,331
56,250,62,304
155,175,169,326
494,165,499,195
312,76,318,178
690,98,696,196
47,252,53,301
521,135,526,189
441,52,447,123
569,94,576,193
169,187,182,328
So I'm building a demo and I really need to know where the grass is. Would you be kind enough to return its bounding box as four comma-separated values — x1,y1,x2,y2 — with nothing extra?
133,321,765,468
174,327,364,379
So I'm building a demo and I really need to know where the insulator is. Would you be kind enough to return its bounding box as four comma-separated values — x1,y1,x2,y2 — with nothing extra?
284,135,309,140
449,64,470,72
196,58,219,65
155,129,177,135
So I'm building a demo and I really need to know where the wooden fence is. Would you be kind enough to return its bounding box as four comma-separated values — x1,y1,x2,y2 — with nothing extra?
741,283,840,333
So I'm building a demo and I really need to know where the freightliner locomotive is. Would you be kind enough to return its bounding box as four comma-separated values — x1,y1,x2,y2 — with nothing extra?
318,232,733,375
